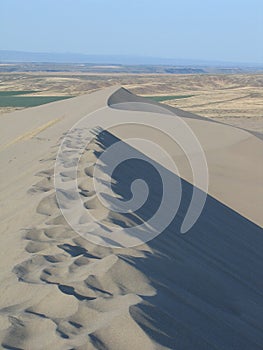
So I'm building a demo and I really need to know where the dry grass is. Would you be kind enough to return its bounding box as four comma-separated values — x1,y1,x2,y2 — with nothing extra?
0,72,262,132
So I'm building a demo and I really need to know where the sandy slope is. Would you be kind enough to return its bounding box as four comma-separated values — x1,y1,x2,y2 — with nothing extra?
0,86,262,349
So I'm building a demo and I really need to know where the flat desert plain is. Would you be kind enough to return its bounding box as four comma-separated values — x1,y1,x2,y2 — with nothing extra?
0,73,263,132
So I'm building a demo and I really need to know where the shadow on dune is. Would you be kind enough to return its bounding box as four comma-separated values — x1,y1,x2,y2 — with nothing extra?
93,128,263,350
108,87,263,140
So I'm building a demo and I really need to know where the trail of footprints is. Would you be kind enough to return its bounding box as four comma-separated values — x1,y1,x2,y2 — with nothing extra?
1,132,153,350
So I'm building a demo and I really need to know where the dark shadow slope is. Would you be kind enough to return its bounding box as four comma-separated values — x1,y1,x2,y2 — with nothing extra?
94,129,263,350
108,87,263,140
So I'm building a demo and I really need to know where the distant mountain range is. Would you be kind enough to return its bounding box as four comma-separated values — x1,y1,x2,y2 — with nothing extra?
0,50,262,67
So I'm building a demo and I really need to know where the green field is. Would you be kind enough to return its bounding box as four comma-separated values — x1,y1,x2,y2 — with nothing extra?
0,91,193,108
145,95,194,102
0,90,39,96
0,91,73,107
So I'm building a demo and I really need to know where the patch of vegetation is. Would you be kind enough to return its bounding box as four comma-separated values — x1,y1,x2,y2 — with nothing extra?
0,90,39,96
145,95,194,102
0,95,73,107
164,68,205,74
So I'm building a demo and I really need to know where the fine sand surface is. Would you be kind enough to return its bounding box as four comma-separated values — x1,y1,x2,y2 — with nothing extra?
0,86,262,349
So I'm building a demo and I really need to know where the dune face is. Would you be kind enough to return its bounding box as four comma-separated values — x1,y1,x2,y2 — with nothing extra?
0,86,262,349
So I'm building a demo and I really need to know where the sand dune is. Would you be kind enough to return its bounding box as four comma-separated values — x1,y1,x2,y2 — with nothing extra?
0,86,262,349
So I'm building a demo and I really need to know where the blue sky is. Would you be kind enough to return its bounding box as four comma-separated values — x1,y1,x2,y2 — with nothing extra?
1,0,262,63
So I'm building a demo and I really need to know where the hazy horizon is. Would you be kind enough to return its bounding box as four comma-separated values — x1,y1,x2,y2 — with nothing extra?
1,49,263,66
